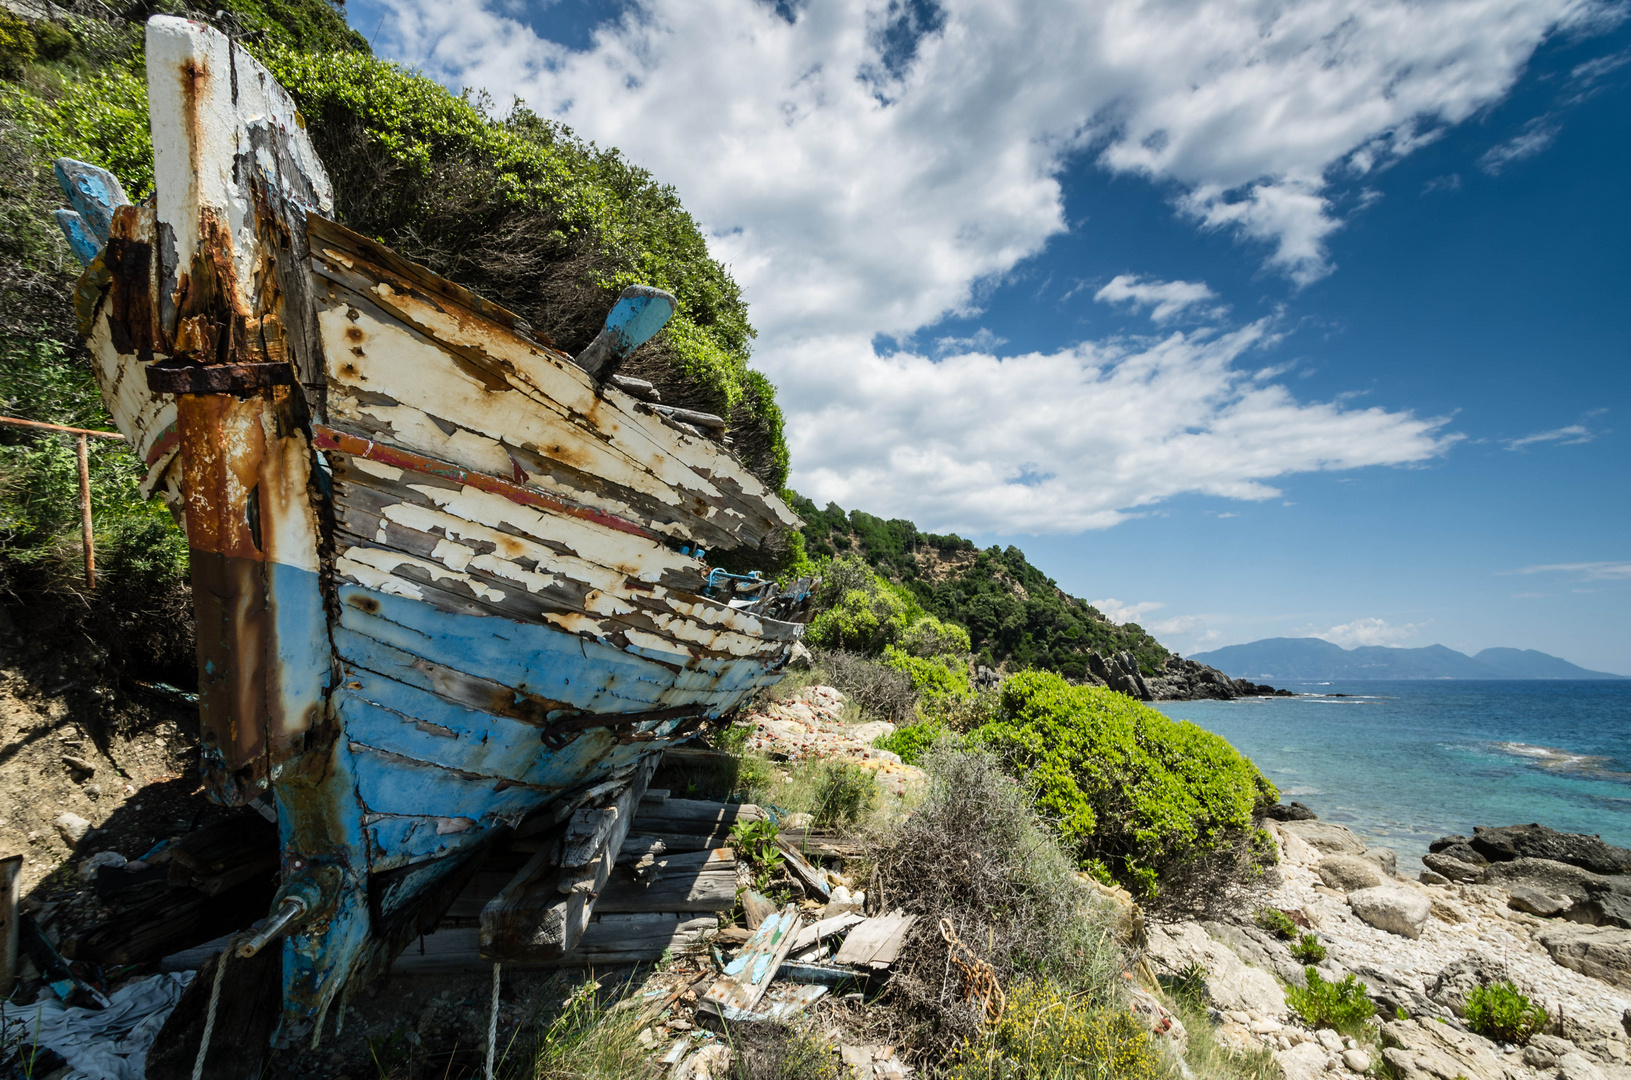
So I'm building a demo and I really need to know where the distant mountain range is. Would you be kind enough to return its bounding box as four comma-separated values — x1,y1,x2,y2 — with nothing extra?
1190,638,1628,682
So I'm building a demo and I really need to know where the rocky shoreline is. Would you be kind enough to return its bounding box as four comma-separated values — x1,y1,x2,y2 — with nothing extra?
1143,812,1631,1080
1028,649,1293,702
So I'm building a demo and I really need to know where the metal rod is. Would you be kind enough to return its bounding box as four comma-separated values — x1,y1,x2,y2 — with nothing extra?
0,415,125,439
76,434,95,589
237,896,308,958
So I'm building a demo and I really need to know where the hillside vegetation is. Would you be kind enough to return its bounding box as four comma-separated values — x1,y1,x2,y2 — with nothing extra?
791,494,1171,675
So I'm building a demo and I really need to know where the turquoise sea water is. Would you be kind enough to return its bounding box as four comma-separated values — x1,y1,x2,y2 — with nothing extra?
1150,680,1631,875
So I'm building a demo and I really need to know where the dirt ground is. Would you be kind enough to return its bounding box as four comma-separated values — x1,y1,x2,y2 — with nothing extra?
0,662,206,894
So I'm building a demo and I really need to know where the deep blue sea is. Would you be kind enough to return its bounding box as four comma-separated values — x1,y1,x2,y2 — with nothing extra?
1151,681,1631,875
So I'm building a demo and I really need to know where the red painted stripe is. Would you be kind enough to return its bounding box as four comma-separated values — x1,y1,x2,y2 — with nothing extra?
144,422,179,466
312,424,662,542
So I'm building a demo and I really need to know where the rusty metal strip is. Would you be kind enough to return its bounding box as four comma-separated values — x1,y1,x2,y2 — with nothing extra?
146,358,295,395
313,425,663,544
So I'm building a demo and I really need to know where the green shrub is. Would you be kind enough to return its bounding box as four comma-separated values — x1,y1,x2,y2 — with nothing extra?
809,761,878,828
873,720,949,766
899,614,971,658
973,671,1278,901
1290,933,1327,964
0,12,35,80
1286,967,1375,1034
1255,908,1297,939
944,980,1163,1080
729,818,784,891
882,645,971,705
32,22,73,62
805,585,908,653
1463,982,1547,1044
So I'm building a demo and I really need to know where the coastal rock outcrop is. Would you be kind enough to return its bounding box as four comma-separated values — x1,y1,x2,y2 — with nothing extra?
1144,922,1288,1017
1480,858,1631,928
1536,924,1631,989
1468,825,1631,876
1141,654,1293,701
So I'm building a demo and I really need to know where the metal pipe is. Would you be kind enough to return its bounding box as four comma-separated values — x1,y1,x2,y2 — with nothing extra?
237,895,308,958
76,434,95,589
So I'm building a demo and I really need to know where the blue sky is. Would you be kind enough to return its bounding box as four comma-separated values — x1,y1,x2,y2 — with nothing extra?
347,0,1631,672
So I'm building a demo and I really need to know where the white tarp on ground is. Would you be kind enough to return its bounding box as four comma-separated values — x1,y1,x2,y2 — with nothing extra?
8,972,193,1080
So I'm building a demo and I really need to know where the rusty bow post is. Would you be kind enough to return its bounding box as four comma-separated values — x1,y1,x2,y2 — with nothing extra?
0,415,126,589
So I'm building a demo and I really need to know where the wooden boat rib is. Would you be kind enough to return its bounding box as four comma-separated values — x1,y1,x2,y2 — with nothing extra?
52,15,809,1042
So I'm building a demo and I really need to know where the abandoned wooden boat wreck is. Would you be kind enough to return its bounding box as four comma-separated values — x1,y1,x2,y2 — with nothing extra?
53,15,810,1043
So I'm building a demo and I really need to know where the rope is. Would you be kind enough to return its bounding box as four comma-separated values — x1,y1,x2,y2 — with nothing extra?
485,962,502,1080
940,918,1005,1023
191,940,233,1080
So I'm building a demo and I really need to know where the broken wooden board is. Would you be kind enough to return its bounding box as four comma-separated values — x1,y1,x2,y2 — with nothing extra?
699,904,800,1020
831,910,918,969
630,798,766,834
788,911,864,955
776,838,832,901
479,754,656,960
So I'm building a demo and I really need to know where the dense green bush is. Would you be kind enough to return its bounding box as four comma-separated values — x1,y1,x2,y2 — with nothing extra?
899,613,971,658
873,719,949,766
974,671,1277,900
809,761,879,828
1463,982,1547,1044
1286,967,1375,1034
805,586,909,653
882,645,971,704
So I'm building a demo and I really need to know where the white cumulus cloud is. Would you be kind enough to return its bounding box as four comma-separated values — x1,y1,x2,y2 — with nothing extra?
1310,617,1421,647
1092,598,1166,624
1095,275,1220,323
358,0,1606,531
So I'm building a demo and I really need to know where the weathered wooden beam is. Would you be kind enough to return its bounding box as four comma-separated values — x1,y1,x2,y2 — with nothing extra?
831,911,918,970
631,798,765,833
395,913,716,974
479,754,658,960
595,848,737,914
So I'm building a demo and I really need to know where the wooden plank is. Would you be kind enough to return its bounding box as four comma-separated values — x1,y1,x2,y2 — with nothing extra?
632,799,767,833
831,911,918,968
1,855,20,999
394,913,715,973
700,904,801,1019
594,848,737,914
479,753,657,960
789,912,863,955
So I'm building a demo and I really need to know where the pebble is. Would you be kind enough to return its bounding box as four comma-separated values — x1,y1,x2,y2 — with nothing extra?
1341,1049,1370,1073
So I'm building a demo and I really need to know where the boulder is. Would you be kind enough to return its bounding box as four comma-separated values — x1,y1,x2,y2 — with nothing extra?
1482,858,1631,928
1536,924,1631,989
1380,1018,1531,1080
849,721,896,745
1507,884,1571,917
786,640,814,670
1363,847,1399,877
1431,841,1490,867
52,812,90,846
1280,820,1367,856
1419,869,1452,886
1430,834,1472,853
1557,1052,1606,1080
1274,1041,1329,1080
1422,852,1485,883
1348,886,1432,939
1342,1049,1371,1073
1319,855,1385,892
1271,823,1323,867
1265,801,1319,822
1469,824,1631,876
